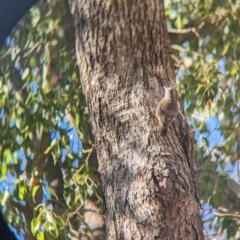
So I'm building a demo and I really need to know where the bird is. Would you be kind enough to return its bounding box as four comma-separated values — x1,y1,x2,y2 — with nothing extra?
155,86,178,136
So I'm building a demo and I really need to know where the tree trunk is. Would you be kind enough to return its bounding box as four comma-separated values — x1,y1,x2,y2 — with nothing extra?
74,0,204,239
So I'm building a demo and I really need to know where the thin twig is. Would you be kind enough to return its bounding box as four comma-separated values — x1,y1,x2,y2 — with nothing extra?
68,205,82,220
168,27,200,38
214,211,240,219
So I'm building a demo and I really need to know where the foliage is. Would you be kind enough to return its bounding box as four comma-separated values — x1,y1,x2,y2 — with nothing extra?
0,0,100,239
166,0,240,238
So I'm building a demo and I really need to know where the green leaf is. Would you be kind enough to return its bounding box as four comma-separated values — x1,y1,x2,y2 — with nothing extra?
198,160,218,171
44,220,58,238
0,167,7,180
18,185,26,201
31,217,41,236
195,84,203,95
221,42,230,55
36,231,44,240
22,68,30,80
1,190,9,206
227,179,240,198
29,57,37,68
3,149,11,164
48,187,58,200
32,185,40,202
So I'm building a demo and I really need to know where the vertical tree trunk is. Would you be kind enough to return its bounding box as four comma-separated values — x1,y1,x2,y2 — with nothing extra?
74,0,204,239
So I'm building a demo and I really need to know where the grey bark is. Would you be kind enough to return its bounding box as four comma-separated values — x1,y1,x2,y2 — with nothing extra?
74,0,204,239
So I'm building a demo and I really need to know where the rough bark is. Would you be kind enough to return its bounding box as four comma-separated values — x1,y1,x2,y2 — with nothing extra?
74,0,204,239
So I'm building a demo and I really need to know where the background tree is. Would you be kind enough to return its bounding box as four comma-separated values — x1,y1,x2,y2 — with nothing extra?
166,0,240,238
0,0,240,239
